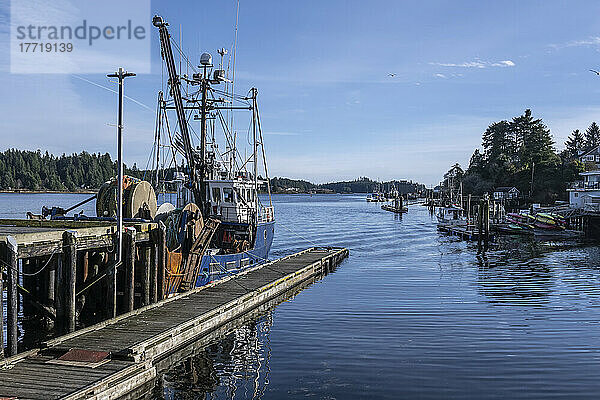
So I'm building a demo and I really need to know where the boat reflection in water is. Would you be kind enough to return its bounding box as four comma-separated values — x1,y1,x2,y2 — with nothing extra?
162,313,273,399
475,237,600,307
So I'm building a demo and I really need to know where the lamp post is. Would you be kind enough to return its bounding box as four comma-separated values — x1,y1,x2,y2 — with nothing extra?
107,67,136,264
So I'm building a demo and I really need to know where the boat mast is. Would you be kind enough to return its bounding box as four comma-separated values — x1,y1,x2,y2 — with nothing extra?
252,87,258,222
153,15,202,206
200,63,209,213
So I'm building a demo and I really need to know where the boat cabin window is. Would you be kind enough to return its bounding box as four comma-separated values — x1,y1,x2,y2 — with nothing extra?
224,187,234,203
212,187,221,202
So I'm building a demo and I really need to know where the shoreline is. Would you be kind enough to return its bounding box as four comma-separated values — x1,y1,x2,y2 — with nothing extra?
0,190,98,195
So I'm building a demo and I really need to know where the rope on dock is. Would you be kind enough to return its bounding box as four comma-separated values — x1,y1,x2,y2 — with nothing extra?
0,244,61,277
208,253,252,292
278,223,321,247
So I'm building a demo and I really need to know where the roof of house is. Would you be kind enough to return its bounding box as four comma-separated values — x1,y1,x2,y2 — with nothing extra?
494,186,519,192
580,145,600,157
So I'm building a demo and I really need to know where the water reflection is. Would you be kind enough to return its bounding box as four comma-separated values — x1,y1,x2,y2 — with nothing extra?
162,314,272,399
148,270,328,400
476,254,553,306
475,238,600,307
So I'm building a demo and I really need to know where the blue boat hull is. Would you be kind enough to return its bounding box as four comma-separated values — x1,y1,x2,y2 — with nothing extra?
193,220,275,288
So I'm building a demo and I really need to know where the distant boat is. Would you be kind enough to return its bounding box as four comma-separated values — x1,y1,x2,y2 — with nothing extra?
382,197,408,213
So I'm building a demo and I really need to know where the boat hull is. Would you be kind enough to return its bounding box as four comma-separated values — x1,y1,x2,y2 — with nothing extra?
193,220,275,288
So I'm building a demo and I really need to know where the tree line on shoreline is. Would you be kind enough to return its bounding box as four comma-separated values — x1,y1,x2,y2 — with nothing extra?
441,109,598,203
0,149,425,194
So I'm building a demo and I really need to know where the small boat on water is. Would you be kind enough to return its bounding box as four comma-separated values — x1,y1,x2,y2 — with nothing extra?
436,205,467,226
494,222,533,235
367,191,386,202
382,197,408,213
504,211,581,240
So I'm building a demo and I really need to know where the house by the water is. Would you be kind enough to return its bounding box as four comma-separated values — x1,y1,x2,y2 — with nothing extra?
578,145,600,168
568,170,600,210
493,186,520,200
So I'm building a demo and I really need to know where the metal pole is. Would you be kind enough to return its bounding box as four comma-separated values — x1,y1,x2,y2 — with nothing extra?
200,77,208,215
252,88,258,222
107,68,136,265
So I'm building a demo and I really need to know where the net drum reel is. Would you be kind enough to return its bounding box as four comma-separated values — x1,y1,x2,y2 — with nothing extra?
96,176,158,220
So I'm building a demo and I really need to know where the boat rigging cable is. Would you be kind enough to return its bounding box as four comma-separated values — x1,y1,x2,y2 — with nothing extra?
153,15,201,204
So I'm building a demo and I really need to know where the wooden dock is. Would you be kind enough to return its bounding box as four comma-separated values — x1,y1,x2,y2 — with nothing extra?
0,246,348,400
437,223,493,241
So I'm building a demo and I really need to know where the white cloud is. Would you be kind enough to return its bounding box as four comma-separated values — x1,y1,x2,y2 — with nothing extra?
549,36,600,49
434,73,447,78
429,59,516,69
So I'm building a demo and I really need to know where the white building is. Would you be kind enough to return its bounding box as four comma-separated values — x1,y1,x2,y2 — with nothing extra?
568,171,600,208
579,145,600,168
493,186,520,200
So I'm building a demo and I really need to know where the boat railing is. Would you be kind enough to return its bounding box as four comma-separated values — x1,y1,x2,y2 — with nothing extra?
258,205,275,223
569,181,600,190
218,205,274,224
584,203,600,212
220,205,254,224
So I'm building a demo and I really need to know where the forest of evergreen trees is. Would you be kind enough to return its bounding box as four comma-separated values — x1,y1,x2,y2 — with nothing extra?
0,149,144,191
271,176,425,194
441,109,599,203
0,149,425,194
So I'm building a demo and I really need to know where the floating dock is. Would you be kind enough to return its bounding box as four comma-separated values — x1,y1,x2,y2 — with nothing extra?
0,246,348,399
381,204,408,214
437,224,493,241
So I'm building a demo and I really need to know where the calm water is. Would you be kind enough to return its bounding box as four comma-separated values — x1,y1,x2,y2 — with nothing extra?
2,193,600,399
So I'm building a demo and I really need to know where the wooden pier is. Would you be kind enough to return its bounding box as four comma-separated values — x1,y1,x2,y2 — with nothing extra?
0,245,348,399
437,224,493,241
0,219,164,359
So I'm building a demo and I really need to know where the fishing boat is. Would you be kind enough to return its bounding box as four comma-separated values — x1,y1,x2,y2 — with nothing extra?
381,197,408,213
367,186,385,202
149,16,275,294
436,205,467,226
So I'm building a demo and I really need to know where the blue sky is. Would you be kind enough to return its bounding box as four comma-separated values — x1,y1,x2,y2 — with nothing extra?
2,1,600,185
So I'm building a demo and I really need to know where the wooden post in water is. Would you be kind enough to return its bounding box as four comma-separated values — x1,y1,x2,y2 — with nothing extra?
125,228,136,312
63,231,77,333
143,245,151,306
484,195,490,252
107,235,118,318
150,238,158,304
467,194,472,226
45,256,56,331
477,202,483,254
5,236,19,356
0,262,3,359
22,259,32,320
158,221,167,300
55,250,64,333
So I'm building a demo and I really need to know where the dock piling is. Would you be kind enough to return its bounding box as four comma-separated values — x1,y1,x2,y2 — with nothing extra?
63,230,77,333
107,243,118,319
157,222,166,300
143,245,151,306
0,268,2,360
126,228,136,312
150,240,158,304
5,236,19,356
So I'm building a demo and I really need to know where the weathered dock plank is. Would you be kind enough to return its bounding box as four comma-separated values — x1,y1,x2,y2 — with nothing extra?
0,246,348,400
